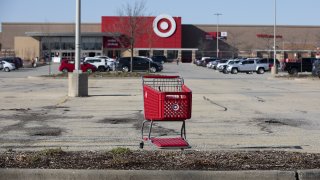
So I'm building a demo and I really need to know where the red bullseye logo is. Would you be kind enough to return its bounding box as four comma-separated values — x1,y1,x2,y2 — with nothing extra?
153,14,176,38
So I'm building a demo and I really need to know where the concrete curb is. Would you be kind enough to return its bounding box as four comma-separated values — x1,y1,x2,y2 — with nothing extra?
298,169,320,180
0,169,296,180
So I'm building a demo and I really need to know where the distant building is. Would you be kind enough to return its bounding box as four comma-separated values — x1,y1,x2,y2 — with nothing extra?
1,15,320,62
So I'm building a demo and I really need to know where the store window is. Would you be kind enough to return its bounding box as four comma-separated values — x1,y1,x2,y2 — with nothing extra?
153,50,164,56
50,37,60,50
181,50,192,63
139,50,150,57
82,37,102,50
167,50,178,60
61,37,75,50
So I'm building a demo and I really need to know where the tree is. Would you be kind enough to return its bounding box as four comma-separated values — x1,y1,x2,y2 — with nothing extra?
227,31,244,58
197,38,210,57
116,0,148,72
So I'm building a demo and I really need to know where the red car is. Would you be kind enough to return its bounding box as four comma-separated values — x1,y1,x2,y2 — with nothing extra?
59,59,97,73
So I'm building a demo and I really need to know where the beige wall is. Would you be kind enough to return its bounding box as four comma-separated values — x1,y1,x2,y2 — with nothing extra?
1,22,100,49
14,37,40,61
0,32,2,49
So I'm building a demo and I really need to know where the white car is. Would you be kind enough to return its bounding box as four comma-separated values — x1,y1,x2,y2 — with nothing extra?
1,61,16,72
94,56,116,71
84,57,111,72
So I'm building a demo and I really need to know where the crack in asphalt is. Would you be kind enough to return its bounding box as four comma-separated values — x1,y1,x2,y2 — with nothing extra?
203,96,228,111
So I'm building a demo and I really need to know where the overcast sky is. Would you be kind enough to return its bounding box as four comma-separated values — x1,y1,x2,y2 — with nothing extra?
1,0,319,30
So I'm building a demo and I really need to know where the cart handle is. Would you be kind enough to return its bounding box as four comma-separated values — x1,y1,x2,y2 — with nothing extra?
143,75,180,79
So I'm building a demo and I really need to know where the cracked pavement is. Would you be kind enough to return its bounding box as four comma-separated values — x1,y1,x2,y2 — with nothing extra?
0,63,320,152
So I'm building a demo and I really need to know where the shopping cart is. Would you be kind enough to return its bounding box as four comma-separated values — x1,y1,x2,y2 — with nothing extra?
140,75,192,149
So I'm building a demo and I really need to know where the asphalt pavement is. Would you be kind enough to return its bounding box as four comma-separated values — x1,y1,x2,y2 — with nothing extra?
1,63,320,152
1,62,320,179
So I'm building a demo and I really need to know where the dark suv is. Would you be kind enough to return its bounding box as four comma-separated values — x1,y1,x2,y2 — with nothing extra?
151,55,167,64
0,57,23,69
312,59,320,78
117,56,163,73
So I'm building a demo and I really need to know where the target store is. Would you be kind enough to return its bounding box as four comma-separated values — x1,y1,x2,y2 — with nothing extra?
101,14,197,63
2,14,320,62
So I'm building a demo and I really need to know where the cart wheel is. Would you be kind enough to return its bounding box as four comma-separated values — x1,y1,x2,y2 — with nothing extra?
139,142,144,149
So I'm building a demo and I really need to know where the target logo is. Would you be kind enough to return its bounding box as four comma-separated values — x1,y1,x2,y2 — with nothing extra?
172,104,180,111
153,14,177,38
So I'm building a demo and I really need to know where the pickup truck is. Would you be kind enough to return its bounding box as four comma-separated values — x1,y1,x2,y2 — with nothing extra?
283,58,319,75
226,59,269,74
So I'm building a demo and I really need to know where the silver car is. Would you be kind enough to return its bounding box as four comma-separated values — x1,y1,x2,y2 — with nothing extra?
1,61,16,72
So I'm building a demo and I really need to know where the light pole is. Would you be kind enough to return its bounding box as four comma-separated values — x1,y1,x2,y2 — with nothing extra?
214,13,222,59
68,0,88,97
271,0,278,75
75,0,81,73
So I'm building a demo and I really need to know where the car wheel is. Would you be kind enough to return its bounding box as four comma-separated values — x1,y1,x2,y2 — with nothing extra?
231,68,238,74
258,68,265,74
86,69,93,73
4,67,10,72
62,68,68,73
98,66,105,72
149,66,157,73
122,66,129,72
290,68,298,75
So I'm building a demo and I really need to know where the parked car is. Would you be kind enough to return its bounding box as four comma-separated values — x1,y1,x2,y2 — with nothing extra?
312,59,320,78
116,56,163,73
0,61,3,70
216,59,230,71
0,60,16,72
218,59,241,73
84,57,111,72
151,55,167,64
205,58,218,68
95,56,117,71
283,57,318,75
258,58,280,69
200,58,217,67
59,59,97,73
227,59,269,74
0,57,23,69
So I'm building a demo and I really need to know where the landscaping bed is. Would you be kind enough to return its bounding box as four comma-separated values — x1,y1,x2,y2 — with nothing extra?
1,148,320,170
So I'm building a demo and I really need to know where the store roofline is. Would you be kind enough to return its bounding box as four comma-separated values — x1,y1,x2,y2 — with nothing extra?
184,24,320,28
25,32,120,37
3,22,320,29
134,48,198,51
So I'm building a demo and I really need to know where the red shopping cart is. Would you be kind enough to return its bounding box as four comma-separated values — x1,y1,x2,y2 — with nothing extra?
140,75,192,149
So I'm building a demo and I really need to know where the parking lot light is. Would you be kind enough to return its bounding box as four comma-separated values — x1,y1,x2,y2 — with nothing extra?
271,0,278,75
214,13,222,59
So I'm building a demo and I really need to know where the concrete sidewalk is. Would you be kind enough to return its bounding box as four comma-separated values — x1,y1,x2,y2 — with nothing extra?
1,169,320,180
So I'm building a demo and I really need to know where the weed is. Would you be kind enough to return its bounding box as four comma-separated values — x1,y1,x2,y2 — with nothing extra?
40,147,64,156
109,147,131,155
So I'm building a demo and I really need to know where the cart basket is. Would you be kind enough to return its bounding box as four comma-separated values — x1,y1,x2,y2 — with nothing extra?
143,75,192,121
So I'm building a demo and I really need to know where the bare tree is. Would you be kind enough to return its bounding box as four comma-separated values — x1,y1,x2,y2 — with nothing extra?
197,38,210,57
227,31,244,58
115,0,148,72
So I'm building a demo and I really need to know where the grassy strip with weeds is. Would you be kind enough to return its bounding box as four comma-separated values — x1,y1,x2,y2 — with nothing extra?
109,147,131,155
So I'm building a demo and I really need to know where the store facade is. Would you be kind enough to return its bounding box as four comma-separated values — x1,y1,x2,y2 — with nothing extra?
1,15,320,62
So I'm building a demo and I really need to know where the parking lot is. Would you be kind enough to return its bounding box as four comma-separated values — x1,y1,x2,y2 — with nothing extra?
0,63,320,152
